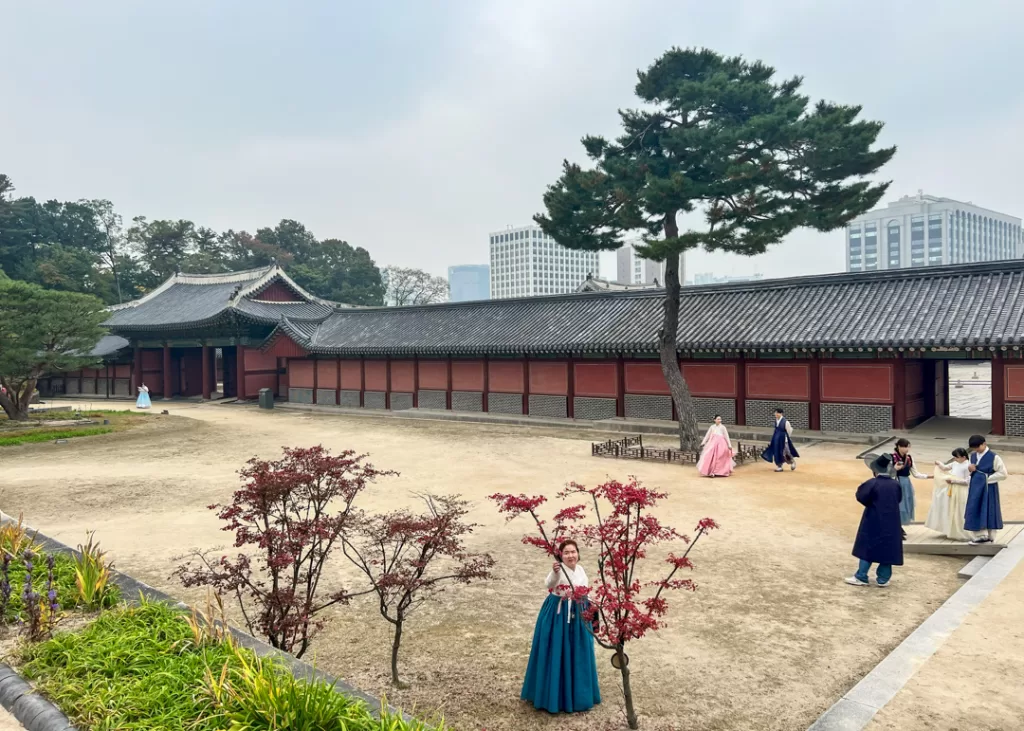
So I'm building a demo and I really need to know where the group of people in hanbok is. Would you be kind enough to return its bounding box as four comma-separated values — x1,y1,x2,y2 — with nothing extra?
695,408,800,479
847,434,1007,587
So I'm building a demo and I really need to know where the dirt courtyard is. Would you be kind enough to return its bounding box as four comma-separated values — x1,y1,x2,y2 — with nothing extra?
2,403,1021,731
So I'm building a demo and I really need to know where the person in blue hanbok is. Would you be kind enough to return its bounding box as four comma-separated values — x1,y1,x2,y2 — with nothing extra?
136,383,151,409
889,439,931,541
521,539,601,715
964,434,1007,545
762,408,799,472
846,453,903,587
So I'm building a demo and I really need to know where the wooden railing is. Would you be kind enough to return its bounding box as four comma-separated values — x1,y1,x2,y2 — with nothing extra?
592,434,764,466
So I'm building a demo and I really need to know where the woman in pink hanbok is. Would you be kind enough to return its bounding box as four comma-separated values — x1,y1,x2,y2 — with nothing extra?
698,415,734,478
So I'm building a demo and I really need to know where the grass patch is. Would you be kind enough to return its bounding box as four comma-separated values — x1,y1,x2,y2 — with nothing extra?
0,426,115,446
2,551,119,622
19,601,446,731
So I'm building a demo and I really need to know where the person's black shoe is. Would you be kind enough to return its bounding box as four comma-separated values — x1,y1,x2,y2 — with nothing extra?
901,529,907,541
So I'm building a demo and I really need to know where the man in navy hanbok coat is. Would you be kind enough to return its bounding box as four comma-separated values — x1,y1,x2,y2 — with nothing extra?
846,454,903,587
762,408,799,472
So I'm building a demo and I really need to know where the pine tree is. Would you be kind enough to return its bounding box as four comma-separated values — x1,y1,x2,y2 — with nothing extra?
535,47,895,449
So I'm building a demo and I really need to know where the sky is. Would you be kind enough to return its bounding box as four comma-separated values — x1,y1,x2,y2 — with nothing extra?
3,0,1023,282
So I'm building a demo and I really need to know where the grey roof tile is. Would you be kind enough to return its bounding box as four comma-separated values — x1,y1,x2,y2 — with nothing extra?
104,266,337,332
282,261,1024,355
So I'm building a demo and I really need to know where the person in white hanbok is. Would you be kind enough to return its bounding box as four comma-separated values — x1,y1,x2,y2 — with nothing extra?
697,415,734,477
135,383,151,410
925,448,972,541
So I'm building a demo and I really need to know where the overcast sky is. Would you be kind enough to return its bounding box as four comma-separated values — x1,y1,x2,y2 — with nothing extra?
3,1,1023,282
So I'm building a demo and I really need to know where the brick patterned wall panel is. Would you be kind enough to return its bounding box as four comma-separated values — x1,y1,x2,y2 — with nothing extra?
391,393,414,411
820,403,892,434
315,389,337,405
66,380,81,395
289,387,314,404
96,379,109,397
529,394,567,418
625,394,673,421
418,390,447,410
364,391,387,410
694,397,736,424
80,378,97,394
339,390,361,407
488,393,523,414
575,397,617,421
1006,403,1024,436
452,391,483,412
113,379,131,396
745,399,809,429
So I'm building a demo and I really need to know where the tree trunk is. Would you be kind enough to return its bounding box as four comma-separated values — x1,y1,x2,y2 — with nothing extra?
659,224,700,451
0,384,30,420
391,619,408,688
617,646,638,729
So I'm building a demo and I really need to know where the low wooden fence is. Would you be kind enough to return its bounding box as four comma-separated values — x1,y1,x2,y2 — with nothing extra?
591,434,763,466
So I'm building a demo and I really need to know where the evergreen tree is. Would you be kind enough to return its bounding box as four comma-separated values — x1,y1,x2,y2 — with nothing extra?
535,47,895,449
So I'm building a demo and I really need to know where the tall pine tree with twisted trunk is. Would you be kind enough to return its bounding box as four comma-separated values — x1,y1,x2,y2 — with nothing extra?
535,47,895,450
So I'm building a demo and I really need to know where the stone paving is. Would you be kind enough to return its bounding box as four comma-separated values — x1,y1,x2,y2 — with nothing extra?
948,361,990,420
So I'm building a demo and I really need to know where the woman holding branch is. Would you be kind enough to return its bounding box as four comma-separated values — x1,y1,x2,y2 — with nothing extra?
521,539,601,715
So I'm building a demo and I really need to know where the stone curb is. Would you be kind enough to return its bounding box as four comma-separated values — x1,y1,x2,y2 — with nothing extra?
0,664,76,731
807,531,1024,730
0,515,403,724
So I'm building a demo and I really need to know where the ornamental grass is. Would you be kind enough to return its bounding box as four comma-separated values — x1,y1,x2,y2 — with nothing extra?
20,600,446,731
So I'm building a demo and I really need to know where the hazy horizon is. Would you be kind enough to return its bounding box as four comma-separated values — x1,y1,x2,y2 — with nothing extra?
4,1,1022,282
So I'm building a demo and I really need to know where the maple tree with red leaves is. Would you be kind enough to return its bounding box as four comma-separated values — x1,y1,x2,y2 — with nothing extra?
491,478,718,730
175,446,396,659
341,493,495,687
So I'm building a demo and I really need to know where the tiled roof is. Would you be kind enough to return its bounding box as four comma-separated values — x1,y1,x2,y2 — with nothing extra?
104,266,340,332
276,260,1024,356
89,335,130,358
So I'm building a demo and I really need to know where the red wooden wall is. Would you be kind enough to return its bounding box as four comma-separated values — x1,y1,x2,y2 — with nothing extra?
279,355,919,429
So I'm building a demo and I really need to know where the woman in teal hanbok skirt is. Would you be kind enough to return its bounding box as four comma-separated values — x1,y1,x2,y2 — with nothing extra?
136,384,151,409
521,540,601,714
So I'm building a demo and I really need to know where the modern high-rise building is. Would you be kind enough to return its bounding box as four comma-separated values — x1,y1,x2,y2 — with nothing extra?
615,244,686,286
447,264,490,302
845,191,1023,272
488,225,599,299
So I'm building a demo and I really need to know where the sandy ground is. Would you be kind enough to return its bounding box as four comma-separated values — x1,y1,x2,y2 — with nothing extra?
0,709,23,731
1,403,1021,731
866,559,1024,731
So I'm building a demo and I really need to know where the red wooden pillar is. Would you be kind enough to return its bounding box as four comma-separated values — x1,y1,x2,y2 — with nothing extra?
312,359,319,404
482,356,490,412
385,356,391,410
615,356,625,418
445,358,453,410
162,344,172,399
992,352,1005,435
201,345,212,400
336,357,342,405
808,354,821,431
359,358,365,407
412,355,419,408
567,356,576,419
941,360,951,416
892,355,906,429
235,345,246,400
735,354,747,426
523,359,531,415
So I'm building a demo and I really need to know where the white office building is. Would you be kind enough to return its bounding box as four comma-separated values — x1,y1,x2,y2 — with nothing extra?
489,225,599,299
615,244,686,286
846,191,1023,272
